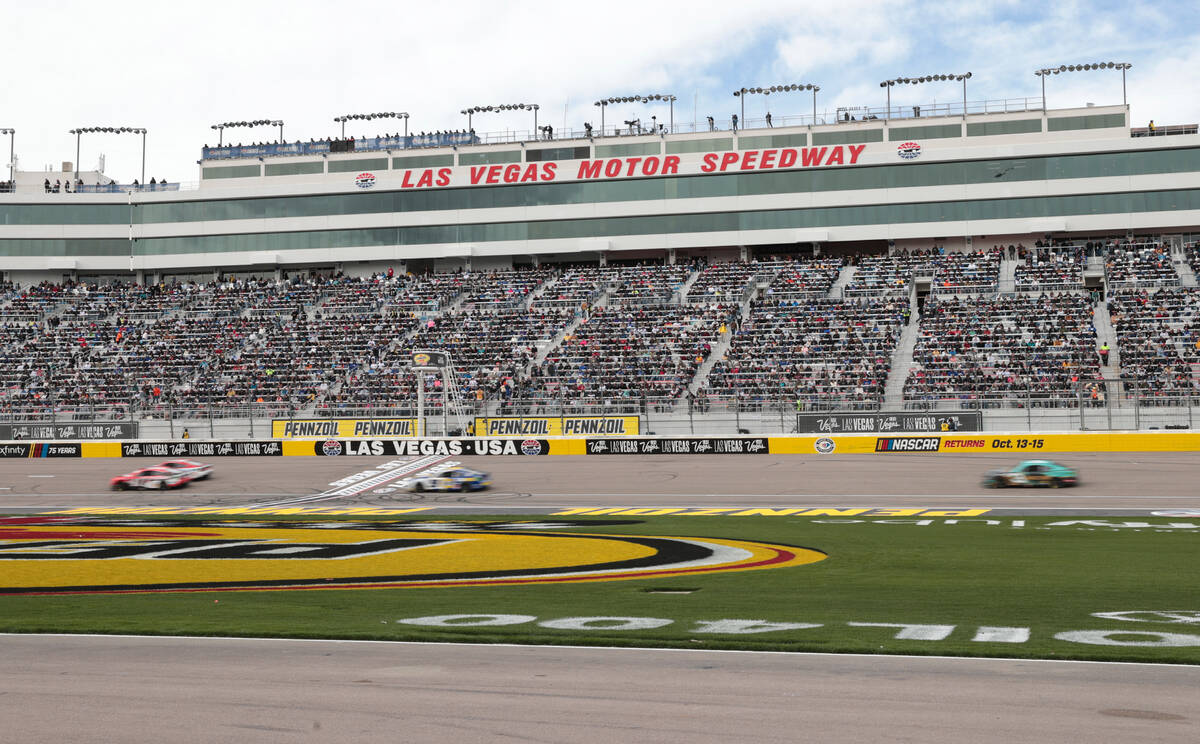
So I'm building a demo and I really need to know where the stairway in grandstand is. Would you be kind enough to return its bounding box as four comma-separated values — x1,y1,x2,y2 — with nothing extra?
827,265,857,299
1091,297,1122,379
881,295,921,409
997,256,1018,293
675,265,704,302
1175,257,1199,288
685,318,736,398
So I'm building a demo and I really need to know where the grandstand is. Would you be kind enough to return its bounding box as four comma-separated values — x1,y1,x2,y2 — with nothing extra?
2,86,1200,435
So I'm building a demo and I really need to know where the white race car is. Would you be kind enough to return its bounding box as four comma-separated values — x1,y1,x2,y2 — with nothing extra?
405,466,491,492
159,459,214,481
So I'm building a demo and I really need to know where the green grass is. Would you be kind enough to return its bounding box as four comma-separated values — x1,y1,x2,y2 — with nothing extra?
3,514,1199,663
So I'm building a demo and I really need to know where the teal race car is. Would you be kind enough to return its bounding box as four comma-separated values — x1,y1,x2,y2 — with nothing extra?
982,460,1079,488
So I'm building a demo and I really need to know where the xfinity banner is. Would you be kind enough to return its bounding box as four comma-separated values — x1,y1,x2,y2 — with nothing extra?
795,412,982,434
585,438,769,455
0,422,139,440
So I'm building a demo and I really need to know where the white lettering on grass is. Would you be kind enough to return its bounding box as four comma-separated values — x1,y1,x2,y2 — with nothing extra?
1091,611,1200,624
538,616,673,631
1055,630,1200,647
848,622,955,640
396,614,535,627
691,620,823,634
972,626,1031,643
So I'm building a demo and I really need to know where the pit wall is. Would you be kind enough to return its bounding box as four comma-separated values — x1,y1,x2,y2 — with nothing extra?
5,431,1200,459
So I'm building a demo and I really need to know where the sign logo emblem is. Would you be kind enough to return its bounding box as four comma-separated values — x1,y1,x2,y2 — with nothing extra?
0,518,826,595
355,172,376,189
520,439,543,456
815,437,836,454
321,440,343,457
897,141,921,160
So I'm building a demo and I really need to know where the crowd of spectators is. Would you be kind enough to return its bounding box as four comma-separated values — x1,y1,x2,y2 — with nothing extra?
1104,240,1179,287
1108,288,1200,400
703,298,905,410
904,293,1101,408
1014,246,1085,290
931,249,1001,293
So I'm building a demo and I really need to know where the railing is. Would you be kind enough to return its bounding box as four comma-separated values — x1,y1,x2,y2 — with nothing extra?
1,380,1198,438
1131,124,1198,138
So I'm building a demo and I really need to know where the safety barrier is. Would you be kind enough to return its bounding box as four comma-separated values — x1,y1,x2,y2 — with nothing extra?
6,430,1200,458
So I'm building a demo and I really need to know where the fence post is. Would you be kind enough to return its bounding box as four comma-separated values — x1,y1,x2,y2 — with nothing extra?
208,400,215,439
1025,385,1031,429
1077,383,1084,431
248,402,255,438
168,405,175,439
1133,380,1140,430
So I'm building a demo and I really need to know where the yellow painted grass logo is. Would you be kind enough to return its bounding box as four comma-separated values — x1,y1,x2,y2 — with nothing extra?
0,518,825,595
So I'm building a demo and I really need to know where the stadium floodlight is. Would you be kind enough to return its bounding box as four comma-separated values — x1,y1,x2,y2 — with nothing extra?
209,119,285,146
69,126,148,184
1035,62,1131,110
593,94,677,136
0,128,13,182
333,112,410,139
460,103,540,134
880,72,972,119
734,83,820,126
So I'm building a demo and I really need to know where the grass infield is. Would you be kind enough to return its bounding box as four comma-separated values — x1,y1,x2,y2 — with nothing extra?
2,514,1198,663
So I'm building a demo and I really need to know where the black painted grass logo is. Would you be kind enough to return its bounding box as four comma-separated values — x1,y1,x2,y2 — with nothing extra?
0,517,825,595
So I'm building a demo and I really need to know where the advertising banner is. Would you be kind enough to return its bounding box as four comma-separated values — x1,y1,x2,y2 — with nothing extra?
0,422,139,440
794,412,982,434
473,416,639,437
0,442,82,458
121,441,282,457
312,439,550,457
584,438,769,455
272,419,419,439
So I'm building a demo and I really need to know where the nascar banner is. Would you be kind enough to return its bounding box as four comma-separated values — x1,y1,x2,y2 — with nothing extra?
272,419,419,439
472,416,639,437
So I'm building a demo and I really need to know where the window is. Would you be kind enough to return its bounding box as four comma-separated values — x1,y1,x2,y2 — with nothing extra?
457,151,522,166
327,158,388,173
667,138,734,154
967,119,1042,137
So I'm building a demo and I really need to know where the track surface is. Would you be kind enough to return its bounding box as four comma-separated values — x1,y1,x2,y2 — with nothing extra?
3,635,1197,744
3,452,1200,511
3,452,1198,741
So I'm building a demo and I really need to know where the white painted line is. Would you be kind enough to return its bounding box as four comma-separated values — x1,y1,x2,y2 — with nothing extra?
28,475,55,478
2,633,1196,668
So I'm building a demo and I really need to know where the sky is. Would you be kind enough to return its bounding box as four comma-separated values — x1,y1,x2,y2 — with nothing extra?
3,0,1198,184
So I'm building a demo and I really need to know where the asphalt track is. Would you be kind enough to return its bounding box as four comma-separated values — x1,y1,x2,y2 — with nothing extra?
3,451,1200,513
3,635,1197,744
3,452,1199,741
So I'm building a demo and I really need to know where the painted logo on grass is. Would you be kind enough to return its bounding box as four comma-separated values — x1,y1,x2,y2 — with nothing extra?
0,517,825,595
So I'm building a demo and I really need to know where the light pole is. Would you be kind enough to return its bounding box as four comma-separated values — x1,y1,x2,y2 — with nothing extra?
880,73,972,119
0,128,13,183
733,83,820,126
69,127,148,184
594,94,676,136
1035,62,1132,110
209,119,285,146
460,103,540,138
334,111,410,139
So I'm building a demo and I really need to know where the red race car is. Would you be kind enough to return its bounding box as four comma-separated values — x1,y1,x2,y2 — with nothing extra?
110,466,190,491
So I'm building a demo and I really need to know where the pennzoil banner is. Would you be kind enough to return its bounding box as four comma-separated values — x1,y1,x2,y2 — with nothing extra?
273,419,419,439
472,416,639,437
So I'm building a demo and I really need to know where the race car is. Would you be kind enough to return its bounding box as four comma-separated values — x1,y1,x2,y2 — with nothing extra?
405,466,491,492
110,466,191,490
159,459,214,481
982,460,1079,488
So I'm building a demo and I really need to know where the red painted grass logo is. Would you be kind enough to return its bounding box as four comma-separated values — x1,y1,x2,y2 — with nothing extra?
355,172,377,188
897,142,921,160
